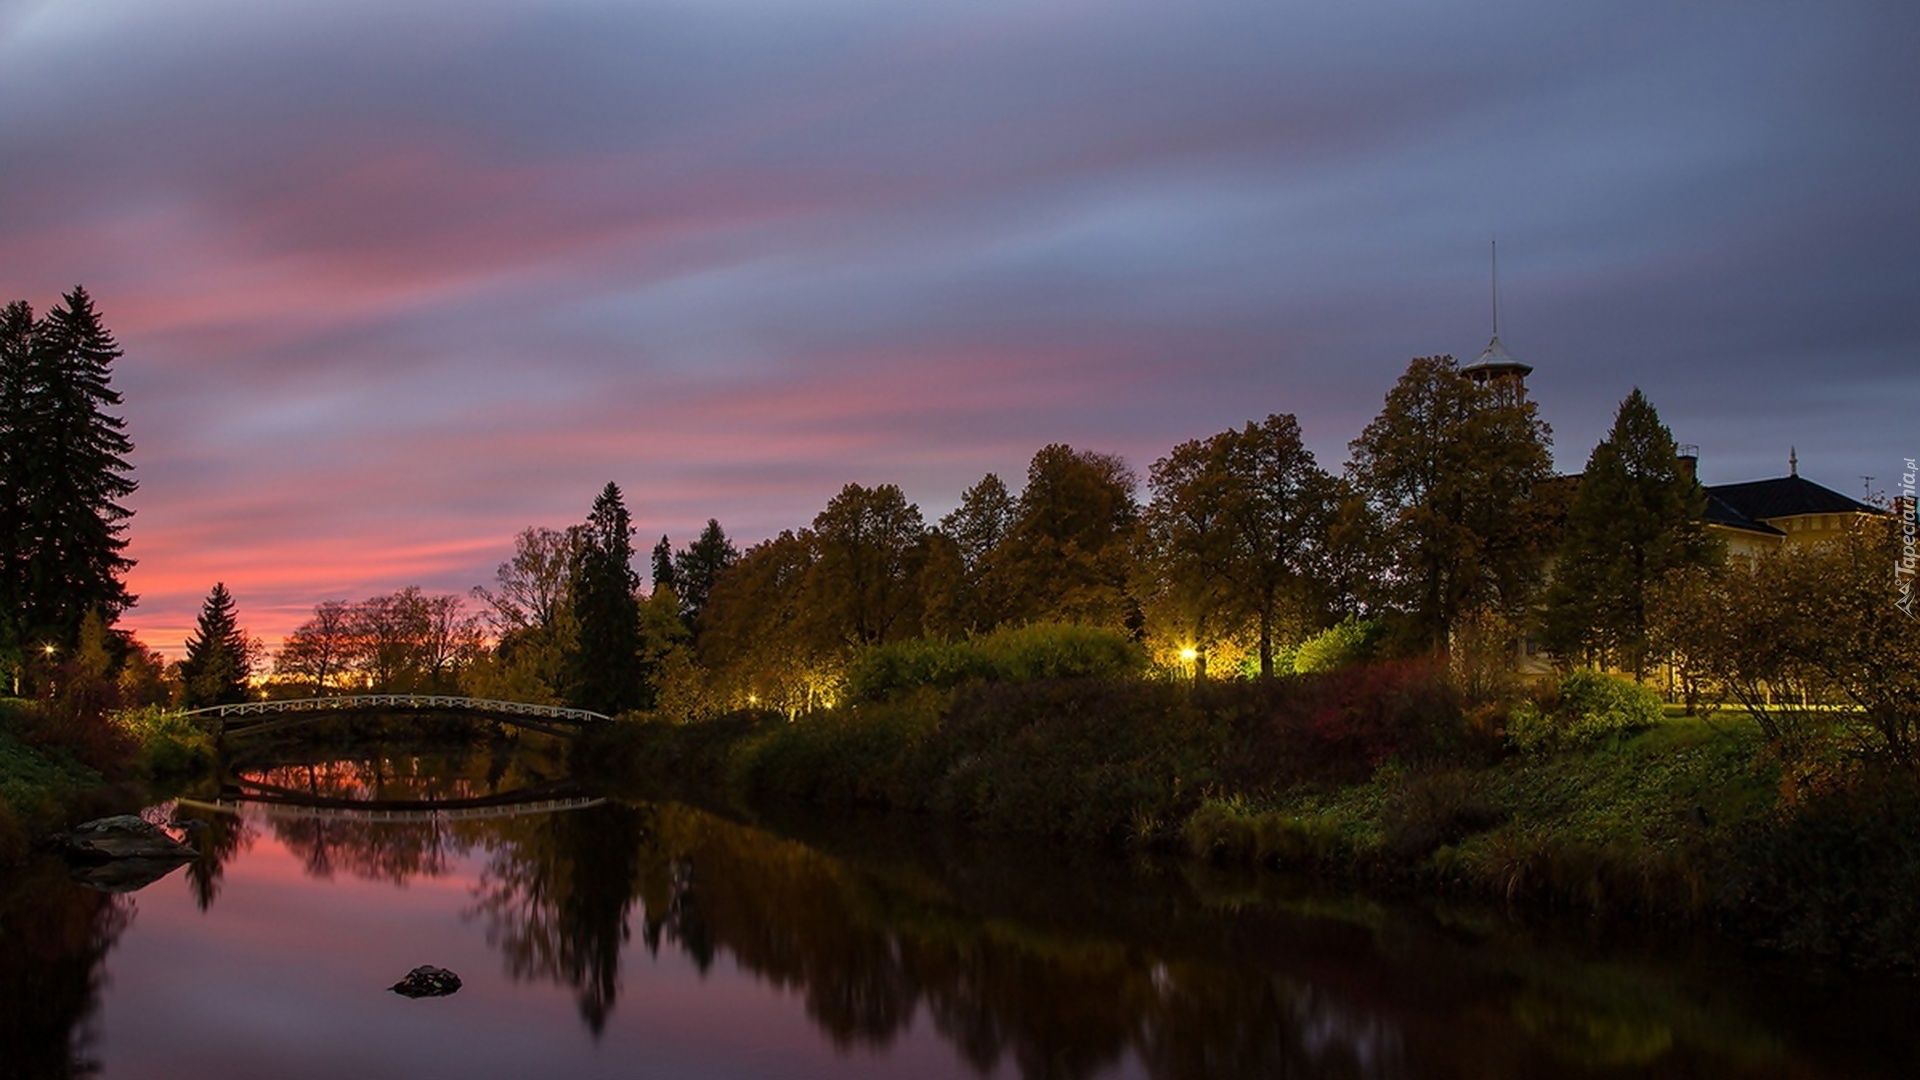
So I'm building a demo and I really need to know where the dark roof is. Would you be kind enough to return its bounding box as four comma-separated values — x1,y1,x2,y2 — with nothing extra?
1461,334,1533,378
1704,475,1880,523
1701,491,1784,536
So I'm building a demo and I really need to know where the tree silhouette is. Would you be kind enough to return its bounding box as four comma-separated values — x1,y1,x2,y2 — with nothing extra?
1347,356,1553,651
671,518,739,632
1542,388,1719,675
568,482,647,714
0,288,136,688
989,445,1139,632
1143,414,1343,677
179,582,252,707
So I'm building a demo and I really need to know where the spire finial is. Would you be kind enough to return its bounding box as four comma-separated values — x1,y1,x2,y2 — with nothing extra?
1790,446,1798,477
1490,238,1500,338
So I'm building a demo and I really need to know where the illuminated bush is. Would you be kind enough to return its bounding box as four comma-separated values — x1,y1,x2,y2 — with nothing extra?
844,623,1145,703
1290,617,1384,674
1509,669,1664,753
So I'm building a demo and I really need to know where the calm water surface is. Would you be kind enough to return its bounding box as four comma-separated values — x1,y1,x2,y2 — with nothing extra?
3,741,1917,1079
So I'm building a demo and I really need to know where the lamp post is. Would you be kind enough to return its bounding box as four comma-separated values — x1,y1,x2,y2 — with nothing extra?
1178,646,1200,681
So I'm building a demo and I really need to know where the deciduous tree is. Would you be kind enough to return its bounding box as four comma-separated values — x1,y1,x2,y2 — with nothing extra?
1654,518,1920,776
928,473,1018,635
274,600,355,694
805,483,926,648
1346,355,1553,651
699,529,829,714
988,445,1139,631
1142,414,1343,677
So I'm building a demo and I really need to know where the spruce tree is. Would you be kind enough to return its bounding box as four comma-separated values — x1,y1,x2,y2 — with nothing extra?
180,583,252,707
1542,388,1720,676
0,287,137,679
0,301,35,673
650,535,678,599
568,483,647,715
671,518,738,630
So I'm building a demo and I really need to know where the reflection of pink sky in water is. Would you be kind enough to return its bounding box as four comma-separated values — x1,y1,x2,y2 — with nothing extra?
92,810,1036,1080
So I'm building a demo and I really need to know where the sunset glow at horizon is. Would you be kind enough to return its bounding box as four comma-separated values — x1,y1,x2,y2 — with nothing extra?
4,0,1914,656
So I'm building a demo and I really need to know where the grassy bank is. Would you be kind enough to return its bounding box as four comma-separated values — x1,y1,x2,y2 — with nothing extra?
0,699,219,868
579,668,1920,972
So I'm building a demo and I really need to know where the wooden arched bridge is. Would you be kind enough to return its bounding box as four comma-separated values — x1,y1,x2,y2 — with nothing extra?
178,788,605,826
181,694,613,739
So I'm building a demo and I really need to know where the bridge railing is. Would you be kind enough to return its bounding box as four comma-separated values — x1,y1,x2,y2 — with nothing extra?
179,694,611,725
178,795,606,825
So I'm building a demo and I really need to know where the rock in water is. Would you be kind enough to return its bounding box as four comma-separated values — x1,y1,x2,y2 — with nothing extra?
390,965,463,998
52,815,197,862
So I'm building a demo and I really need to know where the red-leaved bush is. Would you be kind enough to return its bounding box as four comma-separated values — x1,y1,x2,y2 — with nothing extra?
1212,656,1470,790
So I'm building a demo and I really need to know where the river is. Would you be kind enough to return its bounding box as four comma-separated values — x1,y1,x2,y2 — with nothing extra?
3,740,1916,1079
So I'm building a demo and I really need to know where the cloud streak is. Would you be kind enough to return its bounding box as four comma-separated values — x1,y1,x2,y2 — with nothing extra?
3,0,1914,651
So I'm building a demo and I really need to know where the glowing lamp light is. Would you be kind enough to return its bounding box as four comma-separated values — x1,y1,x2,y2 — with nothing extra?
1178,647,1199,663
41,643,57,657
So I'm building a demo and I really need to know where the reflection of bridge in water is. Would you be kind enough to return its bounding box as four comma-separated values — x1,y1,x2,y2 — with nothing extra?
181,694,613,738
180,777,604,825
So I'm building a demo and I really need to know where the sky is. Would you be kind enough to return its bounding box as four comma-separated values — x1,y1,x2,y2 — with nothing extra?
3,0,1916,655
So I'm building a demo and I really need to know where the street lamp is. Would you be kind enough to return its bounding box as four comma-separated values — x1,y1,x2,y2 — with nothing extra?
1177,646,1199,680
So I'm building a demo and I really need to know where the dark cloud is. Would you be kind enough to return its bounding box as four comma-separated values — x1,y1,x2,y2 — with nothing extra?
2,0,1914,649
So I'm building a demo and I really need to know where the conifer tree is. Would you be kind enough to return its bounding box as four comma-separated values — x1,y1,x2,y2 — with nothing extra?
0,287,137,682
179,583,253,707
568,483,647,714
650,535,678,599
1542,388,1720,676
671,519,738,630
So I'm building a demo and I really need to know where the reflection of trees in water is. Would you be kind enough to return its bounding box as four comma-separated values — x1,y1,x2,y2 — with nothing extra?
470,801,649,1035
0,861,131,1078
205,746,563,890
274,812,468,883
170,802,255,910
469,801,1407,1077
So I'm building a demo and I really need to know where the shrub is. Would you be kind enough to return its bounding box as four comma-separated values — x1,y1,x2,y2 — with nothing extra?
844,623,1146,703
6,697,135,782
844,639,994,703
974,623,1147,683
731,691,947,806
1732,768,1920,969
1509,670,1664,754
111,706,218,781
1292,617,1384,673
1379,767,1506,861
1207,657,1472,791
921,677,1216,846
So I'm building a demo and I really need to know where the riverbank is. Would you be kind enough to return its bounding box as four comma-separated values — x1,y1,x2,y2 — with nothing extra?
578,671,1920,973
0,699,216,868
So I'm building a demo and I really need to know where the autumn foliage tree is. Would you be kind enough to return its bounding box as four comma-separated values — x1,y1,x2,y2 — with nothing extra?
986,444,1140,632
1141,414,1345,677
273,589,483,695
1653,517,1920,776
1346,356,1554,651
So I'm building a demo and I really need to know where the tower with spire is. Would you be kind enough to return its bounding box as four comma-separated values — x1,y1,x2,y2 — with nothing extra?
1460,239,1533,402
